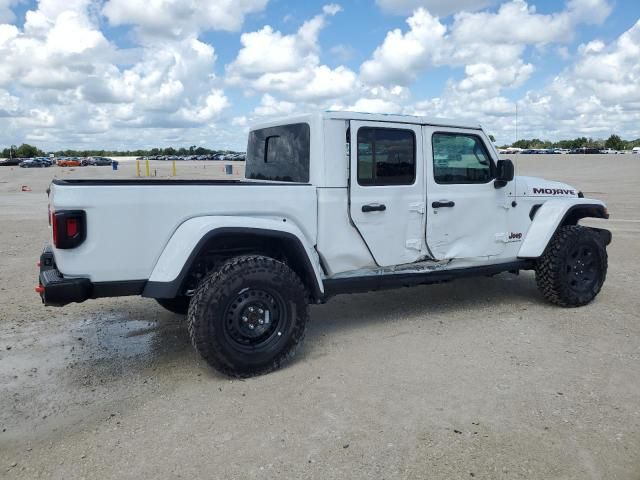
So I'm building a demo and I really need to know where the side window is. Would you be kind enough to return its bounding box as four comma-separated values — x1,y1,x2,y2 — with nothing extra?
432,133,493,184
357,128,415,186
246,123,310,182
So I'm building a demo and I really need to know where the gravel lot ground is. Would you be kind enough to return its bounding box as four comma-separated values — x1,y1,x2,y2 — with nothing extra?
0,156,638,479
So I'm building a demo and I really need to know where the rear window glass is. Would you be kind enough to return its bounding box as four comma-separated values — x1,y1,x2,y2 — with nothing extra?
246,123,310,182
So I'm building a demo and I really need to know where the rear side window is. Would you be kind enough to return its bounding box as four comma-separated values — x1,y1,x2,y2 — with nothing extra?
432,133,494,184
246,123,310,182
357,127,415,186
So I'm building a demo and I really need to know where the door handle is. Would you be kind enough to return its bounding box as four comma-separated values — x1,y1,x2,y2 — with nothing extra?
362,203,387,212
432,200,455,208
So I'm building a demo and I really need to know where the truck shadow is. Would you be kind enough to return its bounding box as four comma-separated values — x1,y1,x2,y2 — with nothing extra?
306,272,542,340
58,273,541,382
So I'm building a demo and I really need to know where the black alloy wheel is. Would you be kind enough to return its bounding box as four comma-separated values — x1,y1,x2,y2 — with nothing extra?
188,255,309,377
536,225,608,307
565,244,600,295
222,287,288,351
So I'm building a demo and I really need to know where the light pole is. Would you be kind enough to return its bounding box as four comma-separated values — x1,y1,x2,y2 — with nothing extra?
515,103,518,144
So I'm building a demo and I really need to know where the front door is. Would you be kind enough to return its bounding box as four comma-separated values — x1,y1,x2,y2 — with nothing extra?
425,128,509,260
349,121,426,267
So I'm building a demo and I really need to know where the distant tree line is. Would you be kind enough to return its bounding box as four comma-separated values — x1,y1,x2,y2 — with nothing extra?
1,144,45,158
1,144,243,158
4,135,639,159
501,134,640,150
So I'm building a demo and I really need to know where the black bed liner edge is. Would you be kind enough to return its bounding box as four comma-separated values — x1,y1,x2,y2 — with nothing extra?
51,179,310,186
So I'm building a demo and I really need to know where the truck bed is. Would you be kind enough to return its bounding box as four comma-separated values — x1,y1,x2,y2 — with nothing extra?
49,179,318,283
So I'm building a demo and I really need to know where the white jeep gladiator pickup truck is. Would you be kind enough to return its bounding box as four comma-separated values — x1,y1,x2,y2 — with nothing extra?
38,111,611,377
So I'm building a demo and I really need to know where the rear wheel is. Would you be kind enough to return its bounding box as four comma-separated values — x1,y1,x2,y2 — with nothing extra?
156,296,190,314
536,225,608,307
187,255,308,377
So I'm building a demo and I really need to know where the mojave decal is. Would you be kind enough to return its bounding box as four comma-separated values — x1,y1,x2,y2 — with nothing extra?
532,187,576,196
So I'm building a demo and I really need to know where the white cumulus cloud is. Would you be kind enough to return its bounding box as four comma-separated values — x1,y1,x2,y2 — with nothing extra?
0,0,635,151
253,94,297,117
361,0,612,88
516,18,640,138
102,0,268,38
0,0,232,149
226,4,358,102
360,8,447,85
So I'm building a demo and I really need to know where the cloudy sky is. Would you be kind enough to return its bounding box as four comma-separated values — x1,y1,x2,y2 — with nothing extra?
0,0,639,150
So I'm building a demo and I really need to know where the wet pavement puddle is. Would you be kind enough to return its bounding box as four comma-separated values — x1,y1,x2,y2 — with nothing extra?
0,309,192,442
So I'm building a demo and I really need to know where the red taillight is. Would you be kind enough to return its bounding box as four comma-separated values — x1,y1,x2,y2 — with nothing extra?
66,218,78,237
52,210,86,249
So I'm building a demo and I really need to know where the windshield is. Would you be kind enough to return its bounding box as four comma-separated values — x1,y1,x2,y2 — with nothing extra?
245,123,310,182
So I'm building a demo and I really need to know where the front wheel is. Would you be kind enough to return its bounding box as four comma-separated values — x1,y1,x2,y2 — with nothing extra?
187,255,309,377
535,225,608,307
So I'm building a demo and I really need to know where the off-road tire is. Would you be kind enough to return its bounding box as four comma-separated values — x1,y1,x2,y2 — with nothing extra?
187,255,309,377
536,225,608,307
156,296,190,315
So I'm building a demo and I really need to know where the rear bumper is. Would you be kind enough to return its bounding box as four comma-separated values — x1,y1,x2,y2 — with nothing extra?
37,245,146,306
38,245,91,306
39,268,92,306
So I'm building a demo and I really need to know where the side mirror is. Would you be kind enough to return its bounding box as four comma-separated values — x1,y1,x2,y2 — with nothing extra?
494,159,514,189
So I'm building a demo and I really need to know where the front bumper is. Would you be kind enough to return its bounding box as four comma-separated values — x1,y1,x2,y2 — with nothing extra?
37,245,91,306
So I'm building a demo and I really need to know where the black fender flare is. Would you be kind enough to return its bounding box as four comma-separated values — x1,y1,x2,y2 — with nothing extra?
559,204,611,245
142,227,323,301
560,203,609,225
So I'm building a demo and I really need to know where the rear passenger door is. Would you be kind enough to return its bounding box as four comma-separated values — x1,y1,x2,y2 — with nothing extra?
349,121,426,267
425,129,509,259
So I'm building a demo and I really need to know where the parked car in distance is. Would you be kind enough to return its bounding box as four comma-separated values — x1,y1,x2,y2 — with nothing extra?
19,158,51,168
19,159,37,168
570,147,601,154
631,147,639,154
133,153,245,162
82,156,112,166
0,158,22,166
57,158,82,167
498,148,522,155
